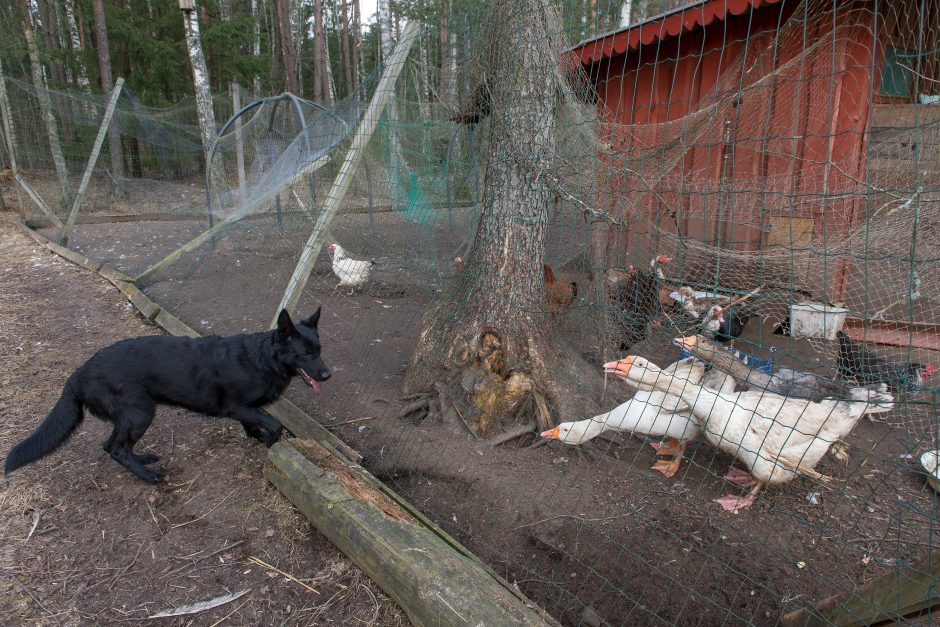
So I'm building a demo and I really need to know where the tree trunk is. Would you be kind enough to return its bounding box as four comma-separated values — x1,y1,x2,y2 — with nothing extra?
340,0,354,94
312,0,332,106
181,5,217,159
619,0,633,27
63,0,91,92
417,33,430,120
352,0,361,84
403,0,602,436
17,0,71,201
274,0,299,94
91,0,124,181
438,2,450,105
445,0,457,105
36,0,77,142
251,0,261,95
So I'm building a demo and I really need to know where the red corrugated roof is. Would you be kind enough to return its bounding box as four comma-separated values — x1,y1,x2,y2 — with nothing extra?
570,0,785,64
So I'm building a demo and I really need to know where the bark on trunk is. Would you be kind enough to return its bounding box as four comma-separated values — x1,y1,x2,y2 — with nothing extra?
438,4,449,103
619,0,634,27
63,0,91,92
91,0,124,181
251,0,261,95
340,0,353,94
417,33,430,120
182,5,217,159
274,0,299,94
18,0,71,201
312,0,332,106
403,0,602,436
352,0,361,84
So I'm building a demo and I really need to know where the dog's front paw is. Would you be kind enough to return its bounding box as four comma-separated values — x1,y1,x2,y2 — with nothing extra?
242,423,268,443
263,426,283,448
139,468,165,483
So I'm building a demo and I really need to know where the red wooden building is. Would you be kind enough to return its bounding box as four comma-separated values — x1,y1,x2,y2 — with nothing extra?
569,0,932,307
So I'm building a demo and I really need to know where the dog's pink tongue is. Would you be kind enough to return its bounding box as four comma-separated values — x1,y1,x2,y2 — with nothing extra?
310,380,322,392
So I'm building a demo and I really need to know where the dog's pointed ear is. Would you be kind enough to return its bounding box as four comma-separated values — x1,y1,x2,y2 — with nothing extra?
305,306,321,328
276,309,296,340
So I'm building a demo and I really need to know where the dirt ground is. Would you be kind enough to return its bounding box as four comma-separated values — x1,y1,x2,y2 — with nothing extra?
17,209,940,626
0,219,408,626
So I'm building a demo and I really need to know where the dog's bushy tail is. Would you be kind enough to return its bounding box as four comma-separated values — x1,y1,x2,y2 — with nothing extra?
5,378,83,475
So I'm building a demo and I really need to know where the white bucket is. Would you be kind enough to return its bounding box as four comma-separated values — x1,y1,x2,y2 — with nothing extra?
789,302,849,340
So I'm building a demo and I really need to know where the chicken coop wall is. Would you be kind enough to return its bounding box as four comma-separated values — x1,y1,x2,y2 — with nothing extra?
580,0,886,304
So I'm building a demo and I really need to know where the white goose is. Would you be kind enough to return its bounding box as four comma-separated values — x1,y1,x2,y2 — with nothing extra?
541,358,733,477
603,352,893,512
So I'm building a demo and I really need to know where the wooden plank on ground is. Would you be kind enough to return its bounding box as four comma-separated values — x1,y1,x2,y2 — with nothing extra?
781,557,940,626
266,440,556,627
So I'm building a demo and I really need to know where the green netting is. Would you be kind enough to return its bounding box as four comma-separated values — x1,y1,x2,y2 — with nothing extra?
1,0,938,625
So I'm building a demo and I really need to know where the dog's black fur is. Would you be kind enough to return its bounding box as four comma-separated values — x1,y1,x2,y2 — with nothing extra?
4,308,330,483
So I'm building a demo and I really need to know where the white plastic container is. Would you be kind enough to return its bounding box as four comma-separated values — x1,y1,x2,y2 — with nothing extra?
789,302,848,341
921,450,940,493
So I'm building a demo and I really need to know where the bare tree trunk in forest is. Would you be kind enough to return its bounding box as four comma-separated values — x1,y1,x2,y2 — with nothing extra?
17,0,70,201
619,0,633,27
340,0,353,94
274,0,299,94
36,1,77,142
438,2,449,105
446,0,457,105
92,0,124,181
313,0,333,106
417,32,430,120
352,0,361,84
403,0,602,437
181,3,217,159
64,0,91,92
251,0,261,95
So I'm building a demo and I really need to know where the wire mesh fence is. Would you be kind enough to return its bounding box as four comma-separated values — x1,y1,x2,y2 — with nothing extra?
1,0,938,625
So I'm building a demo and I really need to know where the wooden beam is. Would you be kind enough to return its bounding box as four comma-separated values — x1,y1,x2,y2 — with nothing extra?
266,440,556,627
781,557,940,627
133,153,330,285
272,21,420,325
842,318,940,352
60,77,125,246
15,175,64,231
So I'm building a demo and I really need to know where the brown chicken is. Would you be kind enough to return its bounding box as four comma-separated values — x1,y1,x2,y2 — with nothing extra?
544,264,578,316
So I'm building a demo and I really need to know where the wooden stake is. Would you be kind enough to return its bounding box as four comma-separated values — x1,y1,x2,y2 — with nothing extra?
60,77,125,246
271,21,420,327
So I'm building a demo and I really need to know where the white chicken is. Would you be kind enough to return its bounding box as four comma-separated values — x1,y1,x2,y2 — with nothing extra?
328,242,374,294
604,353,893,512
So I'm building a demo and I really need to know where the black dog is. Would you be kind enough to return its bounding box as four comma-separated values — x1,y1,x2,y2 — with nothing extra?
4,308,330,483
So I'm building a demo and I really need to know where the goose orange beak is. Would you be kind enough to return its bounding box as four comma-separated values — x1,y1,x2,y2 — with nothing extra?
541,427,560,439
673,336,698,350
603,356,635,378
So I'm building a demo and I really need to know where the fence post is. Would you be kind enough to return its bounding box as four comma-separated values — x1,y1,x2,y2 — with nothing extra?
59,77,125,246
271,21,420,326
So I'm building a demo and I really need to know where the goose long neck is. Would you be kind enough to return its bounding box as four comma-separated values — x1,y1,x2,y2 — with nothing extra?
657,377,724,419
578,416,609,441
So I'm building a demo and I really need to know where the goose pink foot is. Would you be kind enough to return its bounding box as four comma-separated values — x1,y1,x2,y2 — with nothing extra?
715,483,763,512
723,467,758,487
